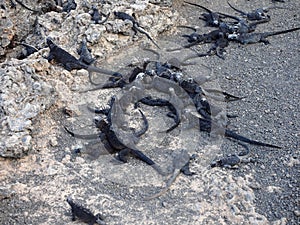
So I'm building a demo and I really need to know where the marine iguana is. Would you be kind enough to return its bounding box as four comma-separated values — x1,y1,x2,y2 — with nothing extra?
183,1,222,27
62,0,77,13
211,154,245,169
88,102,149,138
46,37,120,77
77,38,95,65
65,119,156,165
173,29,226,50
65,96,161,172
228,27,300,44
227,1,266,21
227,1,284,21
82,61,147,92
114,11,160,48
217,12,271,34
208,33,229,59
211,143,252,169
199,118,281,149
183,32,229,59
66,197,105,225
90,5,110,24
135,96,181,133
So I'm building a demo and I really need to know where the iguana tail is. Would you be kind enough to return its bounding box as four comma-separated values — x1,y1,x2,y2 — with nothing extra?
225,129,281,149
87,65,122,77
98,12,110,25
218,12,240,21
227,1,247,16
64,126,100,139
133,24,160,49
266,27,300,37
184,1,212,13
144,169,180,200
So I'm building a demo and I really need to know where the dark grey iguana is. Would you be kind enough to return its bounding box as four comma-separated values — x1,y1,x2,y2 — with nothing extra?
77,38,95,65
90,5,110,24
211,143,252,169
227,1,286,21
114,11,160,48
184,1,222,27
66,197,105,225
228,27,300,44
46,37,121,78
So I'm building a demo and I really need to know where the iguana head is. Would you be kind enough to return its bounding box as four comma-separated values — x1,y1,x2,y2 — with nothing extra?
95,213,105,224
46,37,55,48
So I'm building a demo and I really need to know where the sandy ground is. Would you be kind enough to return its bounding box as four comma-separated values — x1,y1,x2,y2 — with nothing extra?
0,0,299,224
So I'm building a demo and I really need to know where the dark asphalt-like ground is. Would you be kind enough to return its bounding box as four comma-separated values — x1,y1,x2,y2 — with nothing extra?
177,0,299,223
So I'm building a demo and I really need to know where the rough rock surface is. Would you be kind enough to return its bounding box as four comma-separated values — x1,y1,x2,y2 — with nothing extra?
0,0,299,224
0,0,181,158
0,57,56,157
